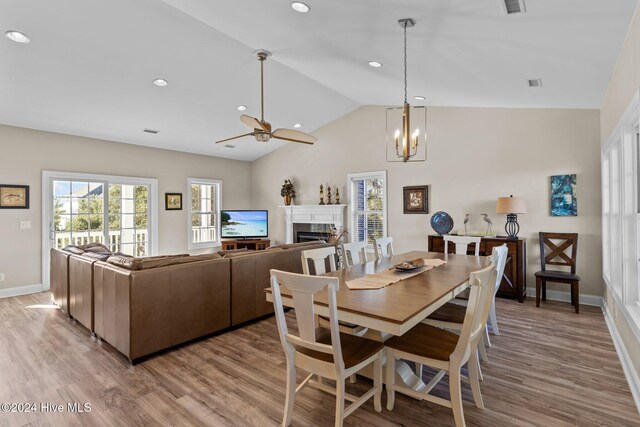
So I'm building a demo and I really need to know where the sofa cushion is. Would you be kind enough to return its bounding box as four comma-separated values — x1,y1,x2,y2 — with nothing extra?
62,245,85,255
218,247,249,256
106,254,190,270
280,240,327,249
264,246,284,252
80,242,112,253
223,250,257,259
81,251,112,262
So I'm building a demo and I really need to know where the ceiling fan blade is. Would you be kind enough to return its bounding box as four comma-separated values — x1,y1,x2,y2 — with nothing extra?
214,132,256,144
272,128,317,145
240,114,267,132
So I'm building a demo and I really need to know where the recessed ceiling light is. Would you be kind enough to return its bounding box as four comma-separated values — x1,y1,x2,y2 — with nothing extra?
294,123,302,128
143,128,159,134
153,78,168,87
5,30,30,44
291,2,310,13
224,144,236,149
368,61,382,68
414,96,426,100
237,105,247,111
528,78,542,87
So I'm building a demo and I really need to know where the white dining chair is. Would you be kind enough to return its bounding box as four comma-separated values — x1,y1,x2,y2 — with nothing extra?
444,235,481,256
270,269,383,427
373,236,394,261
342,241,369,267
301,246,337,275
385,260,497,427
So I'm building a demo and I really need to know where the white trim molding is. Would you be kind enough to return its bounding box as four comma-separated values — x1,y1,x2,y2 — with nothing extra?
602,299,640,413
0,284,44,299
525,288,603,307
279,204,347,244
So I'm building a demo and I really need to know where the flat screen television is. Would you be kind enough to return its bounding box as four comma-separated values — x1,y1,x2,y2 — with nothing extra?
221,210,268,239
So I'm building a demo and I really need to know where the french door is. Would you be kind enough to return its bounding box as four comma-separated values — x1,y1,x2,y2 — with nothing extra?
42,171,158,289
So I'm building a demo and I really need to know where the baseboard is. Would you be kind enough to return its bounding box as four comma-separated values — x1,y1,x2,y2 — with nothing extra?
602,300,640,413
0,284,44,299
525,288,602,307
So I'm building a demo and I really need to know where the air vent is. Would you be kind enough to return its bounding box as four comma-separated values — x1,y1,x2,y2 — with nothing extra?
143,128,159,134
528,78,542,87
502,0,527,15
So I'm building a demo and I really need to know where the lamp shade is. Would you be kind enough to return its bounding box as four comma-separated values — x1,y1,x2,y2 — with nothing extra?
496,196,527,214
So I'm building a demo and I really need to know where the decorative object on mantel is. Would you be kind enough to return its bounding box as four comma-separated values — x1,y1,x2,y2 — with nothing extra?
496,195,527,238
319,185,325,205
463,214,470,235
328,227,349,269
430,211,454,235
481,214,493,236
402,185,429,214
326,185,333,205
214,50,317,146
335,188,340,204
386,18,426,163
0,184,29,209
280,179,295,206
550,174,577,217
165,193,182,211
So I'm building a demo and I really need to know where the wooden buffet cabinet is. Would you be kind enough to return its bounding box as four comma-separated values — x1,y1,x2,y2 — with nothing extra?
428,235,527,302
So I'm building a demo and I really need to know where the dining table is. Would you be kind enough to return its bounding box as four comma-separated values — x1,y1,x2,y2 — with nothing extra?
265,250,487,392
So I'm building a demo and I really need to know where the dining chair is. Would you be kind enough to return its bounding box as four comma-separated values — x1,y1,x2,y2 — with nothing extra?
444,235,481,256
385,260,497,427
373,236,394,261
421,244,508,366
342,241,369,267
301,246,337,275
270,269,383,427
535,232,580,313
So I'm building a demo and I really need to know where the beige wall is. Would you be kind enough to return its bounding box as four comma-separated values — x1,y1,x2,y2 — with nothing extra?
251,106,602,296
600,3,640,396
0,124,252,291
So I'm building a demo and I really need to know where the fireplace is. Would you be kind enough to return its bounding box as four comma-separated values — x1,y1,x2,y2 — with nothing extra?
280,204,346,244
296,231,331,243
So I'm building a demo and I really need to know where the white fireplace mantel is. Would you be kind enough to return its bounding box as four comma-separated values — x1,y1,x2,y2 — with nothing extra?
279,204,347,244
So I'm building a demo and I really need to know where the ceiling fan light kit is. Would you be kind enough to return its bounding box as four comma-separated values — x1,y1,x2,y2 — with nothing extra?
214,50,317,146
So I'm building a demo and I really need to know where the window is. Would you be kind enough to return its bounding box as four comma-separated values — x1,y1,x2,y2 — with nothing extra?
347,171,387,246
188,178,222,249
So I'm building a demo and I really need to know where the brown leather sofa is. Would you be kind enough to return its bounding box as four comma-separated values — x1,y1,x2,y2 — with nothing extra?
50,248,71,313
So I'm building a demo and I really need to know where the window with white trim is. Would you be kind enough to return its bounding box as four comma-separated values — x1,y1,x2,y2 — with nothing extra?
347,171,387,246
188,178,221,249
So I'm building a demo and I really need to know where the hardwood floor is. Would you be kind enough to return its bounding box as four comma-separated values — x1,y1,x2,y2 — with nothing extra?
1,292,639,426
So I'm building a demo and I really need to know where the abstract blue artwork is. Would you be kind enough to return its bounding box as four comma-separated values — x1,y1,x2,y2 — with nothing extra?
550,174,577,217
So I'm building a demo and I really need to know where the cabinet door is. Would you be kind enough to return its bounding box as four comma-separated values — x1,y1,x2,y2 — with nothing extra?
485,240,517,298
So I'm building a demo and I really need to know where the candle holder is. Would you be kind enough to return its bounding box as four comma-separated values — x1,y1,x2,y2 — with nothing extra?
319,185,325,205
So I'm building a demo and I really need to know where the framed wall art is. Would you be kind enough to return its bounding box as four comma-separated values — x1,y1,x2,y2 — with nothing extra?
165,193,182,211
0,184,29,209
403,185,429,214
550,174,577,216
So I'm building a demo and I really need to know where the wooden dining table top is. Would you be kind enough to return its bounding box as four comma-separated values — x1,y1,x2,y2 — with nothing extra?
265,251,486,336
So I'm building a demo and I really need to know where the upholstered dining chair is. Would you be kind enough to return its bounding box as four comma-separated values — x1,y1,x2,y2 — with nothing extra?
342,241,369,267
444,235,481,256
373,236,394,261
385,260,497,427
535,232,580,313
270,269,383,427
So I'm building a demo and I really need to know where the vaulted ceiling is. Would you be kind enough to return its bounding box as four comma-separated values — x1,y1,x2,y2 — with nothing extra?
1,0,637,161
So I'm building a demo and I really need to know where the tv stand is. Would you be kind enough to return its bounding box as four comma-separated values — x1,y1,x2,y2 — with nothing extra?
221,239,270,251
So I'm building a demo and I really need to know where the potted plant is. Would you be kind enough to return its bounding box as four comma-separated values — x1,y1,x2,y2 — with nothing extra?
281,179,296,206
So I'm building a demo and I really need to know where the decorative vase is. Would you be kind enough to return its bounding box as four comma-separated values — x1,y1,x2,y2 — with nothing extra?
283,194,292,206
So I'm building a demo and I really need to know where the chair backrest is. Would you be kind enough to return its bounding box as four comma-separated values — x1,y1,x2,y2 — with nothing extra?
490,244,509,297
373,237,394,260
270,269,345,370
444,235,481,256
538,232,578,274
450,260,497,363
301,246,338,275
342,241,369,267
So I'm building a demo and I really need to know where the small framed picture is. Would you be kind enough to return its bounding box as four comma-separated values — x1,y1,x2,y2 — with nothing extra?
165,193,182,210
403,185,429,214
0,185,30,209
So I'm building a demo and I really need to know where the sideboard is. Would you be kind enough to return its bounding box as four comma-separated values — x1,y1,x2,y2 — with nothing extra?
428,235,527,302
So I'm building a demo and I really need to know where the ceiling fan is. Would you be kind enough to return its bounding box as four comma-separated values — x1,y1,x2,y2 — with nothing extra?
215,50,317,145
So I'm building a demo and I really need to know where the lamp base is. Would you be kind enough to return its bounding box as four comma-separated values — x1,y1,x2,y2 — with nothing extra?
504,213,520,239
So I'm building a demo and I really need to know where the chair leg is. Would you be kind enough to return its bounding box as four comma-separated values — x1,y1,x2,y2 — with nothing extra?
349,374,356,384
489,303,500,336
570,284,575,306
483,326,492,348
282,361,296,427
449,369,465,427
468,351,485,409
373,354,382,412
477,357,484,382
536,277,541,308
542,280,546,301
478,335,489,362
573,281,579,314
415,363,423,377
385,351,396,411
335,378,345,427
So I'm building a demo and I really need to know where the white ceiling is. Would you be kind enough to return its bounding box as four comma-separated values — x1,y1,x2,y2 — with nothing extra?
1,0,637,161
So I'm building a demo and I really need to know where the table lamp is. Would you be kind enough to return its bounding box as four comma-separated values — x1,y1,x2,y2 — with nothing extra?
496,195,527,239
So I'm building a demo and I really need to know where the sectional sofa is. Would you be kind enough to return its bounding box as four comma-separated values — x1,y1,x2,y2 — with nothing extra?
50,240,328,362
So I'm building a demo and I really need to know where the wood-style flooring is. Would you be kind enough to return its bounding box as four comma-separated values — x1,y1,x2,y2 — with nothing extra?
0,292,638,426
